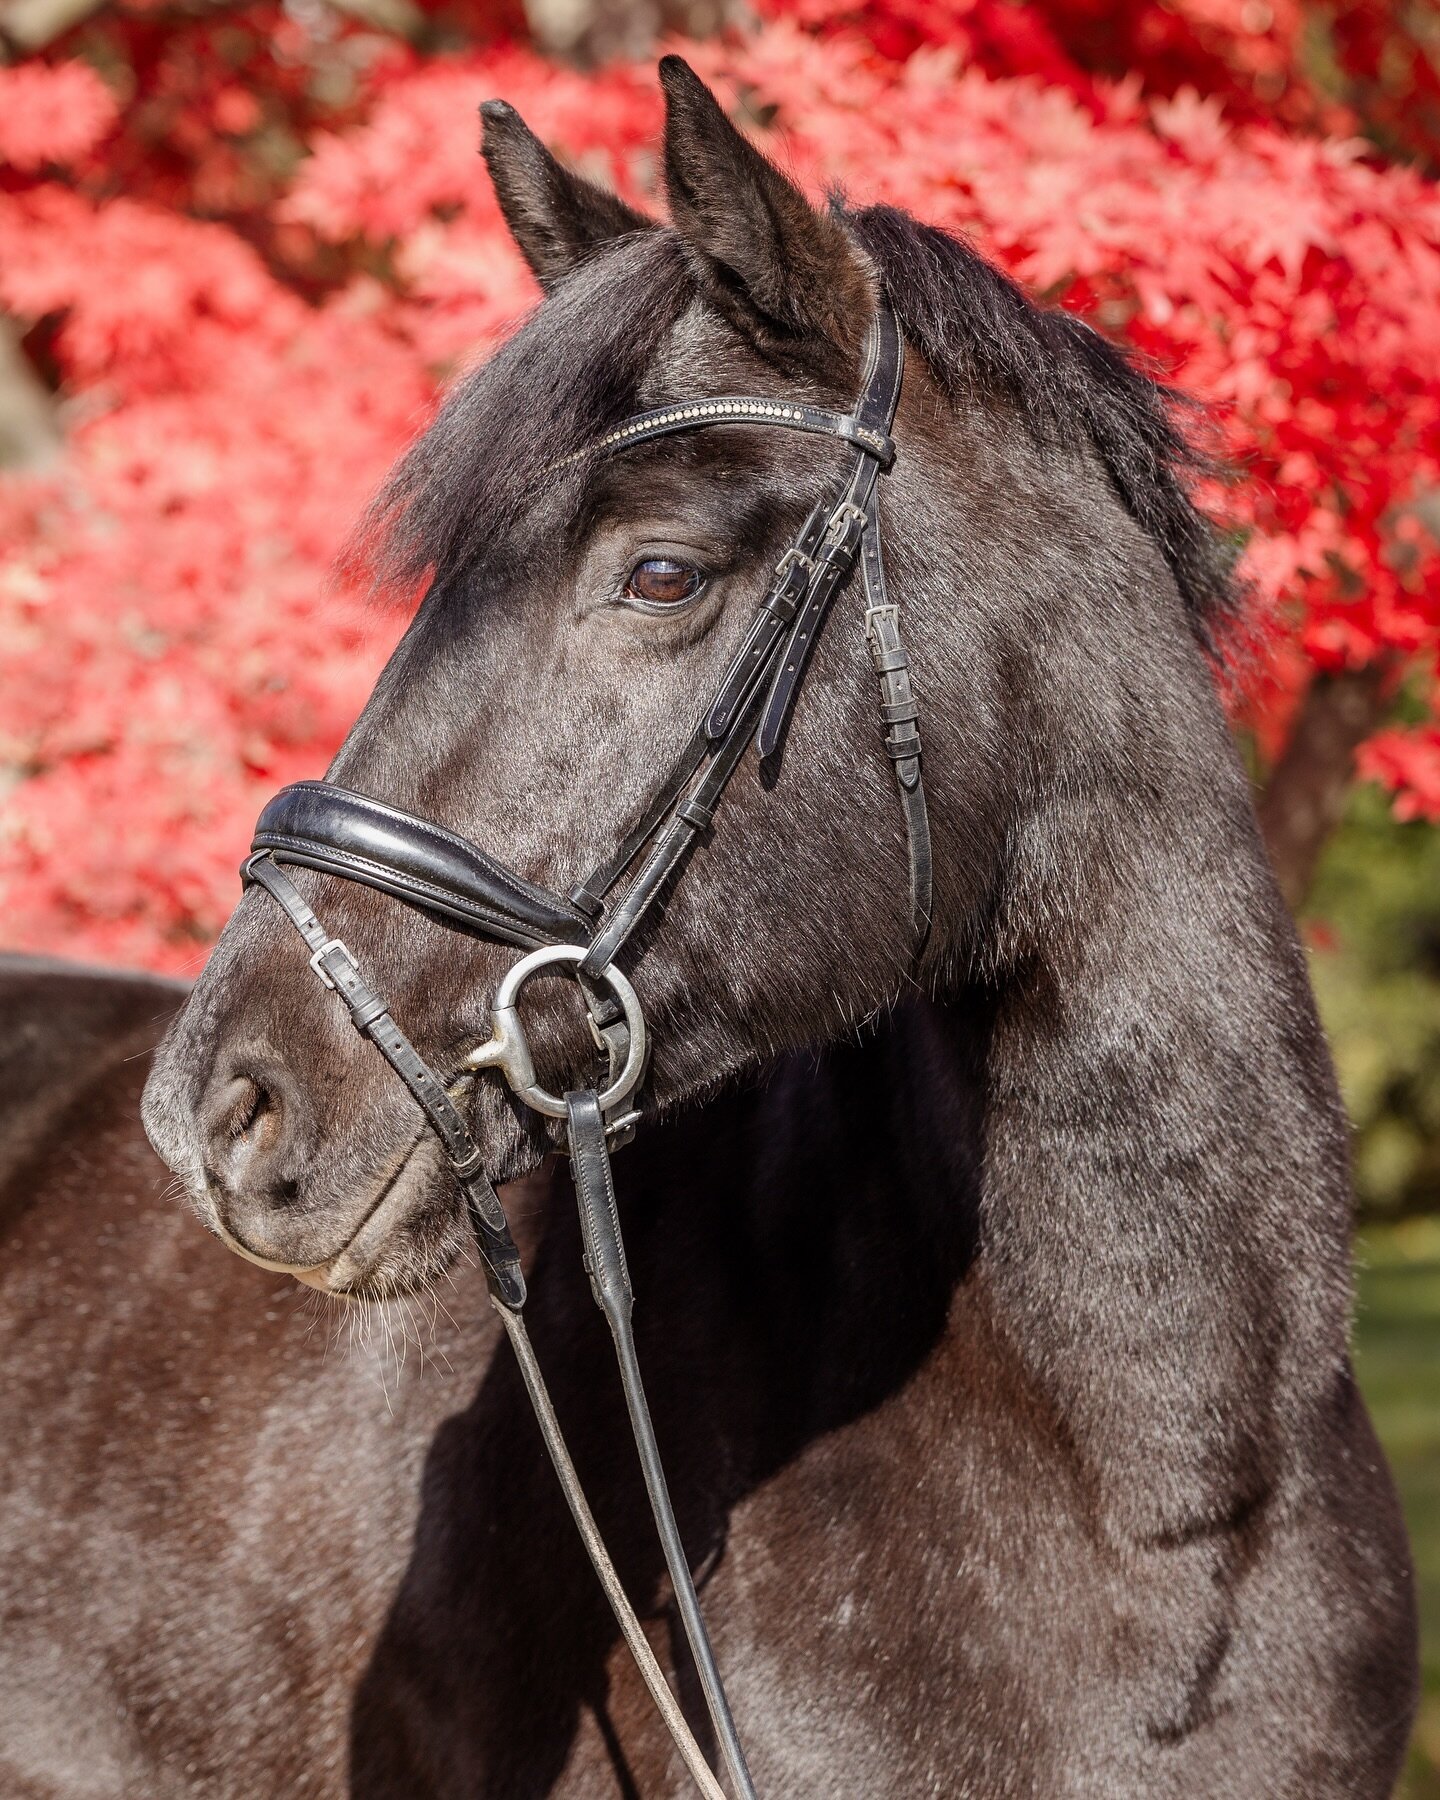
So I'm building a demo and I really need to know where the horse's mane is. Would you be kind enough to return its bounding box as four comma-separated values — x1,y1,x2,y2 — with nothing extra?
355,203,1238,650
847,204,1238,646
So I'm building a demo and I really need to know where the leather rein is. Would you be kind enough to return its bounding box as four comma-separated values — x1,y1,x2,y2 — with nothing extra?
241,302,926,1797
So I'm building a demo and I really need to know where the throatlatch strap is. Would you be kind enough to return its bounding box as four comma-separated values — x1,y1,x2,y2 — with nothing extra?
567,1090,760,1800
860,496,931,950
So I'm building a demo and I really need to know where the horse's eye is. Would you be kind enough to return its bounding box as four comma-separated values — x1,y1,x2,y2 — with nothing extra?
624,557,704,606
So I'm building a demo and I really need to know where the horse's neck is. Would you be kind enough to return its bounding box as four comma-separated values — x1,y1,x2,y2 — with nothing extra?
603,724,1352,1538
957,692,1354,1537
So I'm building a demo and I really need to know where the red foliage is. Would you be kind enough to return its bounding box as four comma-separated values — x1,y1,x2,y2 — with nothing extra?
1,6,1438,971
769,0,1440,158
0,60,118,170
1358,726,1440,820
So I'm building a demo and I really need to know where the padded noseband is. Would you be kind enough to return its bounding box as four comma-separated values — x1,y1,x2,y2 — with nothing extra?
251,780,590,951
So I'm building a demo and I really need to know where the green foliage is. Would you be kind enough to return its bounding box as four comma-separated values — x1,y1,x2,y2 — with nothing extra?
1306,789,1440,1221
1318,697,1440,1796
1354,1219,1440,1797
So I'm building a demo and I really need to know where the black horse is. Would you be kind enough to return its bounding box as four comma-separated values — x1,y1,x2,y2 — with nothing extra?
3,56,1418,1796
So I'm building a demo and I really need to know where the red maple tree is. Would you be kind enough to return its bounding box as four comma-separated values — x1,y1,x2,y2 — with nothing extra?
1,0,1437,970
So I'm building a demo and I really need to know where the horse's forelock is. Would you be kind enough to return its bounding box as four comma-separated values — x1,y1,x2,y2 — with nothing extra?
345,230,693,602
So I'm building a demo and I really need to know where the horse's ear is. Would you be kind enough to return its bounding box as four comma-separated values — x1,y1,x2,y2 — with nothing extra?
480,100,655,291
659,56,872,374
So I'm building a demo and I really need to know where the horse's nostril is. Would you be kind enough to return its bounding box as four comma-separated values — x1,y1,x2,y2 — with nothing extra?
195,1055,323,1265
216,1074,282,1166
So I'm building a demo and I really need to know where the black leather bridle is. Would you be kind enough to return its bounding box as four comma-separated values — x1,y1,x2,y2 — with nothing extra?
241,301,926,1797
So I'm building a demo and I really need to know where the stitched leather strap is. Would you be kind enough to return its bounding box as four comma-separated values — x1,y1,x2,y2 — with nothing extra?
860,489,932,949
703,489,838,743
568,727,710,919
756,305,904,759
578,666,767,981
566,1092,758,1800
253,782,589,951
492,1303,728,1800
754,487,871,760
242,852,526,1308
567,1088,634,1321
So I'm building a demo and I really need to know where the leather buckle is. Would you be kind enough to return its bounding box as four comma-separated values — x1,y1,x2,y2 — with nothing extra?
774,546,815,585
865,600,899,646
821,502,867,567
310,938,358,990
763,547,815,620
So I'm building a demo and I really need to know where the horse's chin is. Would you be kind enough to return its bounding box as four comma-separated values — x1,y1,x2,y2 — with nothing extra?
293,1219,467,1303
199,1135,469,1303
279,1153,559,1305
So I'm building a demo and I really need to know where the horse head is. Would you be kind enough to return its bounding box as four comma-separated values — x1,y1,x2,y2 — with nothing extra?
143,59,1230,1301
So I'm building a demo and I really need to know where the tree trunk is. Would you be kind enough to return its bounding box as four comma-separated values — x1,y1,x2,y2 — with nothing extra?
0,318,60,475
1256,662,1397,912
0,0,104,54
521,0,745,66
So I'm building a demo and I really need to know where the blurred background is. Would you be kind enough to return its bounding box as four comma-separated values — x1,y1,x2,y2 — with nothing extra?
0,0,1436,1786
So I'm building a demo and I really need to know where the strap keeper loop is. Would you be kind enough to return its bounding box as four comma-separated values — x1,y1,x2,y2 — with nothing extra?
348,994,390,1034
846,423,896,467
451,1146,485,1182
761,591,800,624
879,699,919,726
819,502,867,568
